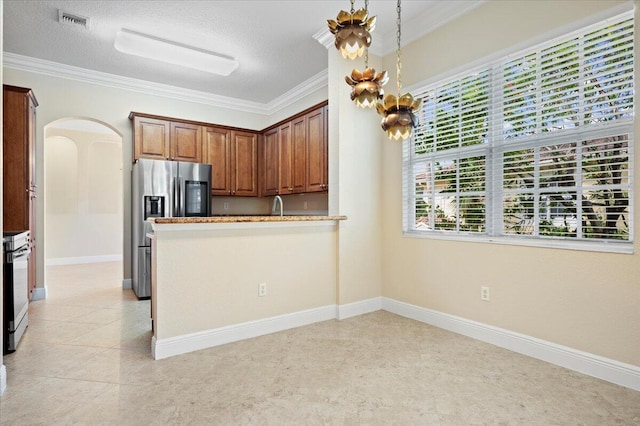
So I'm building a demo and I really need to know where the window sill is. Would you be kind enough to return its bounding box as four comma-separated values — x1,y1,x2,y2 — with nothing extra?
402,230,634,254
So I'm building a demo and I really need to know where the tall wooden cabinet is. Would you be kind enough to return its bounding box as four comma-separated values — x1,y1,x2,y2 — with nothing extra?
3,85,38,299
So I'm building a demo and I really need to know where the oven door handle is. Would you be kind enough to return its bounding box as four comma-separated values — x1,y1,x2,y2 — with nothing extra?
7,245,31,262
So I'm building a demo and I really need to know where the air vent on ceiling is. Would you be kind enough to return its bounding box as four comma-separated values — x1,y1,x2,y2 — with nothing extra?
58,10,90,29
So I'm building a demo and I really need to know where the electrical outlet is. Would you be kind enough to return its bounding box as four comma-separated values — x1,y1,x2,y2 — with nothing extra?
223,202,229,210
481,286,490,302
259,282,267,297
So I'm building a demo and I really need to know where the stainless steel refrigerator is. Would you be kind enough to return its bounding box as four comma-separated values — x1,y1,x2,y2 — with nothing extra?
132,159,211,299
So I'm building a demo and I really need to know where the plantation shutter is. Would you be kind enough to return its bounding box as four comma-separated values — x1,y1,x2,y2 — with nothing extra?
404,11,634,250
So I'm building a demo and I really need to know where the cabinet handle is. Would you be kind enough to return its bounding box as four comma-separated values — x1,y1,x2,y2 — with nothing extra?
289,187,293,192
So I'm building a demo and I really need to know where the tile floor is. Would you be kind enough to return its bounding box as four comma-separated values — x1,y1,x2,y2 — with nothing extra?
1,262,639,425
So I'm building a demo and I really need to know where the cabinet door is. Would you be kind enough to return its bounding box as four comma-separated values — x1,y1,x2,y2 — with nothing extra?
171,122,202,162
203,127,231,195
278,122,293,194
306,107,327,192
263,128,279,196
3,86,38,299
291,116,307,193
231,131,258,196
3,88,30,231
134,116,170,160
28,96,37,299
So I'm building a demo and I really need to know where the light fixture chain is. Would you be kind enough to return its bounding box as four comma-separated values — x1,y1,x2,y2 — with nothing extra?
364,0,370,67
350,0,355,14
396,0,402,99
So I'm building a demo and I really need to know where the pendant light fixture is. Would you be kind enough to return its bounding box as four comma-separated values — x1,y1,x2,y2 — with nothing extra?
344,0,388,109
327,0,376,60
375,0,421,140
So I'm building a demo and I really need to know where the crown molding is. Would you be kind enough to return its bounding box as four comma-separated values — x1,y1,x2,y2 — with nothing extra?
267,68,328,113
375,0,486,55
315,0,486,56
313,27,334,50
3,52,328,116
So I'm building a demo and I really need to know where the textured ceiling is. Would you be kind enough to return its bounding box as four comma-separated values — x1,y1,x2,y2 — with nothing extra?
3,1,482,106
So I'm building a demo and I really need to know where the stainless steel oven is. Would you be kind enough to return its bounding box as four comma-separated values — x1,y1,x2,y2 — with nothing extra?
3,230,30,354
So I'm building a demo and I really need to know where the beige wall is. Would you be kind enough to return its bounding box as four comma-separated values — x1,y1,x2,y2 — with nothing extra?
327,49,384,306
154,223,337,340
45,128,123,262
1,67,328,288
380,0,639,366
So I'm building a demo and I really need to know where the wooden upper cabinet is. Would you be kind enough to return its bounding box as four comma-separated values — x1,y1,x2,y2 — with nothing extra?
133,116,170,161
306,106,328,192
132,113,201,163
231,130,258,196
263,128,279,196
202,127,231,195
170,122,202,162
291,116,307,194
278,122,293,194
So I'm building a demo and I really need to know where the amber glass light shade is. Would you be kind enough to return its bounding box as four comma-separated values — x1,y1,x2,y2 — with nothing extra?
345,67,388,108
328,8,376,60
376,93,421,140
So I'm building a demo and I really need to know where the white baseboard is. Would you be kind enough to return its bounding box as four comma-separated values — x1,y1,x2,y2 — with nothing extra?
31,286,47,301
382,297,640,392
122,278,132,290
46,254,122,266
337,297,382,320
0,365,6,395
152,304,336,360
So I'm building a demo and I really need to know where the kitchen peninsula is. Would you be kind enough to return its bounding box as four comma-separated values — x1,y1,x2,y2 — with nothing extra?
149,215,346,360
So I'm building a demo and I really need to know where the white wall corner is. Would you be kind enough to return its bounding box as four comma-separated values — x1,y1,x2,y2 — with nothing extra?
31,286,47,301
337,297,382,320
0,365,6,395
122,278,132,290
381,297,640,392
152,305,337,360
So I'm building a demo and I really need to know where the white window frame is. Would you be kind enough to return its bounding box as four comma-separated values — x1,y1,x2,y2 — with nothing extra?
403,11,634,254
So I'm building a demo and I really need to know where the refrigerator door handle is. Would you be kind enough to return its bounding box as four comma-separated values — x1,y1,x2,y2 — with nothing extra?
178,177,184,217
173,176,179,217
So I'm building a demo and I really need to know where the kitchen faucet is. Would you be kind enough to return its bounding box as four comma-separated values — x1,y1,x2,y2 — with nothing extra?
272,195,284,216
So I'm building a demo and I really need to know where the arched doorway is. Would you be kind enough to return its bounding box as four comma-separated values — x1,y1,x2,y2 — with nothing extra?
43,118,123,295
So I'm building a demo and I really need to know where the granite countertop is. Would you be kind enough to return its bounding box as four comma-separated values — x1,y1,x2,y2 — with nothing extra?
152,215,347,224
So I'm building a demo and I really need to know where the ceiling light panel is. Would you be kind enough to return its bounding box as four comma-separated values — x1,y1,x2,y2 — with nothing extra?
114,29,238,76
